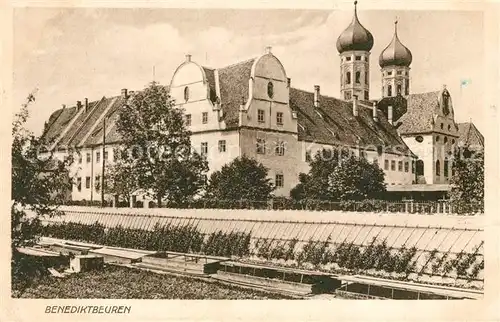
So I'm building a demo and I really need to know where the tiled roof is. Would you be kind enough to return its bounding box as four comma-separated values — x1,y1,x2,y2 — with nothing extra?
217,58,256,127
82,96,126,146
377,95,408,122
290,87,414,156
57,100,100,146
457,122,484,148
42,106,79,145
395,91,440,135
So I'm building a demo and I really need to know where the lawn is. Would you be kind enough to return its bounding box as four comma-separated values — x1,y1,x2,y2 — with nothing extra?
13,264,294,299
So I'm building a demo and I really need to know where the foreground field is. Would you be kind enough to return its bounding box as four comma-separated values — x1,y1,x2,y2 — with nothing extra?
13,265,293,299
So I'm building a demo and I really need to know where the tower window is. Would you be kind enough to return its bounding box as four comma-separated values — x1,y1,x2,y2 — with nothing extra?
448,124,451,131
444,137,448,143
436,135,440,142
397,84,402,95
365,72,368,85
397,70,402,75
405,79,409,95
387,85,392,96
355,71,361,84
346,72,351,85
436,160,441,176
388,71,393,76
344,91,352,100
364,91,369,101
355,56,361,61
444,158,449,177
440,123,444,130
346,56,352,61
416,160,424,176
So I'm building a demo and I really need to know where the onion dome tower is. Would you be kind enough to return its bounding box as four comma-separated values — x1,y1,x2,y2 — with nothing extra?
379,19,413,98
337,1,374,101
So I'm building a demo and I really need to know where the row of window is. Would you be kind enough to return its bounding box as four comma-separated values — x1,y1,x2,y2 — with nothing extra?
258,110,284,125
344,55,367,62
383,160,414,173
256,138,286,155
345,71,369,86
435,135,456,144
76,176,102,192
385,70,409,76
78,151,112,164
436,159,454,178
385,81,410,96
185,112,208,126
344,90,369,101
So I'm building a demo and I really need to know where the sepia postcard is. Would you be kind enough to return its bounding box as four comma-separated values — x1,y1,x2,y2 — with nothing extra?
1,0,499,321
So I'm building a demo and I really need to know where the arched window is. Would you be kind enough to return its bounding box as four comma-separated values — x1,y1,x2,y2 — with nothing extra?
365,71,369,85
346,72,351,85
436,160,441,176
267,81,274,99
416,159,424,176
444,158,449,177
387,85,392,96
184,86,189,102
405,79,409,95
442,91,450,115
397,84,402,95
355,71,361,84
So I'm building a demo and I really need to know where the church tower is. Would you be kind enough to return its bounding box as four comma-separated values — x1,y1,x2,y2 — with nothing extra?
379,20,413,98
336,1,374,101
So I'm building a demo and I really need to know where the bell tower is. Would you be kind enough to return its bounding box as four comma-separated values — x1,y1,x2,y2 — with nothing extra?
336,1,374,101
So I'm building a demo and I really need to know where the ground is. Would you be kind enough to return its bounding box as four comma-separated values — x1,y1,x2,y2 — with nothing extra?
12,264,294,299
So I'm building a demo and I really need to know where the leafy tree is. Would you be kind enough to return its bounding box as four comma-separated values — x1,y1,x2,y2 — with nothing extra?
290,148,349,201
114,82,208,206
105,157,139,203
12,91,74,292
449,147,484,214
205,155,274,201
328,154,386,201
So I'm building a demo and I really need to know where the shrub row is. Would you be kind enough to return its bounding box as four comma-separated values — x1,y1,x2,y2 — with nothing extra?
41,222,484,280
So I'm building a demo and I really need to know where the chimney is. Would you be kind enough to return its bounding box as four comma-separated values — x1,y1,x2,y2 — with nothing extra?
185,54,192,62
84,98,89,111
287,77,291,88
372,102,378,122
352,96,359,117
62,104,66,109
314,85,320,108
76,100,82,111
265,46,272,54
388,105,393,125
121,88,128,98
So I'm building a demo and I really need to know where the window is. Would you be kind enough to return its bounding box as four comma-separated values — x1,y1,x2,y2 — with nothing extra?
184,86,189,102
355,71,361,84
365,72,369,85
95,175,100,192
86,153,91,163
267,82,274,99
364,91,369,101
444,158,449,177
397,84,402,95
201,142,208,156
275,141,285,156
440,123,444,130
442,91,450,115
397,70,402,75
412,160,415,174
391,160,396,171
77,177,82,192
387,85,392,96
444,137,448,143
405,79,409,95
451,161,455,176
436,160,441,176
398,161,403,172
346,72,351,85
384,160,389,170
104,151,108,160
355,55,361,61
305,150,312,162
415,136,424,143
185,114,192,126
436,135,440,142
85,176,91,189
275,174,284,188
344,91,352,100
256,138,266,154
452,139,455,144
202,112,208,124
448,124,451,131
78,154,82,164
416,160,424,176
96,151,100,163
346,56,352,61
218,140,226,153
258,109,265,123
276,112,283,126
404,161,409,173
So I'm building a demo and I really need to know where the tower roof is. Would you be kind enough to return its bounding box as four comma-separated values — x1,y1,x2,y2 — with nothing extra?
336,1,374,54
379,20,413,68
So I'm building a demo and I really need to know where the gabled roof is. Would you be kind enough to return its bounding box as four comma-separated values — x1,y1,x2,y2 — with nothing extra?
42,106,79,145
457,122,484,148
290,87,414,156
395,91,441,135
217,58,256,128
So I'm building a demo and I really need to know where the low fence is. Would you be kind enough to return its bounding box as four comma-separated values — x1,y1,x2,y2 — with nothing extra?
39,206,484,289
62,198,481,215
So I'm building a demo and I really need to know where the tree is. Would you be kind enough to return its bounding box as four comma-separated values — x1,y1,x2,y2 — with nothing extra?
449,147,484,214
205,155,275,201
12,91,74,292
114,82,208,206
105,157,139,203
327,155,386,201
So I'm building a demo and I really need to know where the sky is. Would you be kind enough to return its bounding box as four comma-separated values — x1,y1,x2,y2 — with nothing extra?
13,7,487,135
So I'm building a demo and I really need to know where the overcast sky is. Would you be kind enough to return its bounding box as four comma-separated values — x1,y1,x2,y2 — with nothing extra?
13,7,486,135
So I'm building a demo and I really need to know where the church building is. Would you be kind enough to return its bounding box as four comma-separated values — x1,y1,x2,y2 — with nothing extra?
42,2,483,202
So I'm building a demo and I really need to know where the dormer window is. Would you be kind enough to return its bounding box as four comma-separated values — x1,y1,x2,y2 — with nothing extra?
184,86,189,102
267,82,274,99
